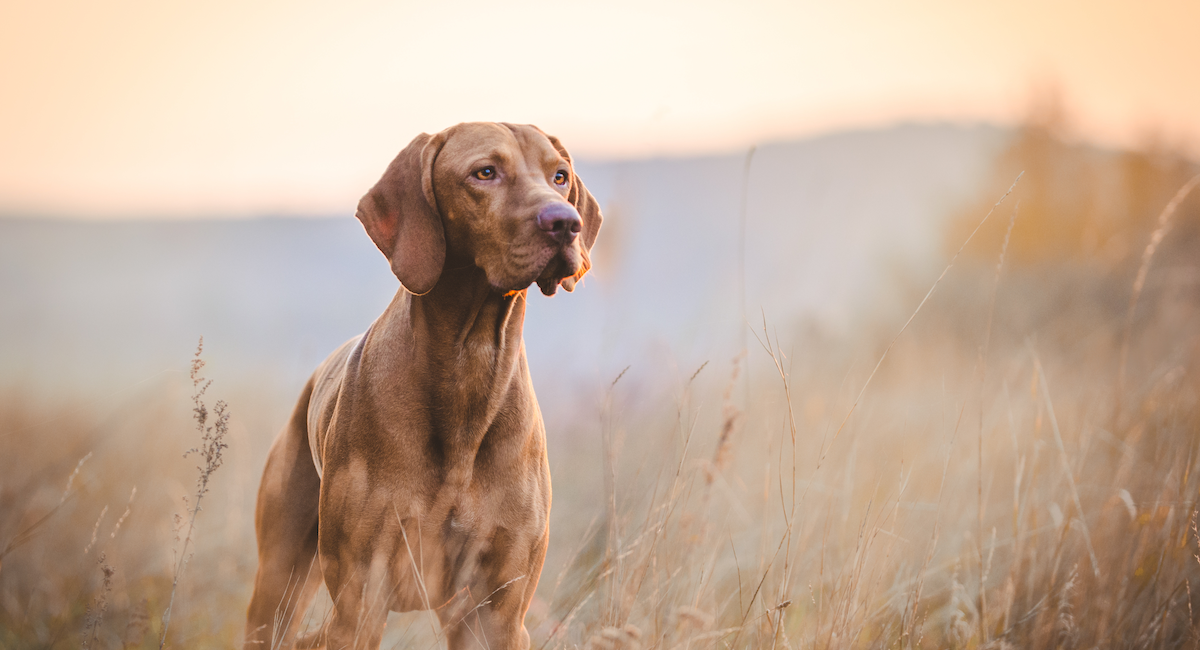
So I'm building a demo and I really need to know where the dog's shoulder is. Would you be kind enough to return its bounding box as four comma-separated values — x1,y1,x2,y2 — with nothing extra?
305,333,366,476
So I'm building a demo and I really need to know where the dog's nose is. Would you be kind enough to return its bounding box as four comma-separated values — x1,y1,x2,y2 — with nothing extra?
536,202,582,244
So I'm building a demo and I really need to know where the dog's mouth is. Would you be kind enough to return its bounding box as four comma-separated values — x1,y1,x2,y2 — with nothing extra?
515,238,580,296
488,233,584,297
534,249,583,296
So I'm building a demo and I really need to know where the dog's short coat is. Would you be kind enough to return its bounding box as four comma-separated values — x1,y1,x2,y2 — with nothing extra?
243,123,601,650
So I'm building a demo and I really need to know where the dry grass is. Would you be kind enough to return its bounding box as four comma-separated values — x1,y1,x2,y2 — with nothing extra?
2,140,1200,648
530,269,1200,649
0,341,248,649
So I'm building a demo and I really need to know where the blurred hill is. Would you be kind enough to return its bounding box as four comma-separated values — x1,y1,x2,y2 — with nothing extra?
0,123,1005,415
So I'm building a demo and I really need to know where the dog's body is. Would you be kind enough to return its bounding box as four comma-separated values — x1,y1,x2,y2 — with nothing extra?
244,123,601,650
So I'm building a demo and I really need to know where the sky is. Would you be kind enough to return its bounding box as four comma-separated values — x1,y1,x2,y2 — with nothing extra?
1,0,1198,218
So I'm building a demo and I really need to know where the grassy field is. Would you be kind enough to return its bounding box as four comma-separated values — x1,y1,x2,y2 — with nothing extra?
3,126,1200,649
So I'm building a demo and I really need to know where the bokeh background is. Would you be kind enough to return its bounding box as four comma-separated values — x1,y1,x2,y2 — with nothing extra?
3,2,1200,648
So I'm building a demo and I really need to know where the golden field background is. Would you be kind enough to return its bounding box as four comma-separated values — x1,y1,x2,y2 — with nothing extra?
2,113,1200,649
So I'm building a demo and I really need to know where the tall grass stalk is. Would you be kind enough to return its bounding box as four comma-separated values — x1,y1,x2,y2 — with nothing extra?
976,201,1019,643
159,338,229,649
1116,172,1200,421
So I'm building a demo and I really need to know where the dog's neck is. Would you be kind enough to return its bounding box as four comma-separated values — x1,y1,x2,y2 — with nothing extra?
398,264,527,358
364,263,531,450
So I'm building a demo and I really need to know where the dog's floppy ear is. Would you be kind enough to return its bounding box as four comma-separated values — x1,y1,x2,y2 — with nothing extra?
355,132,448,295
545,133,603,291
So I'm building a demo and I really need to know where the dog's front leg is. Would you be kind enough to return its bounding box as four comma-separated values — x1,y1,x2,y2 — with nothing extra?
441,594,530,650
438,530,547,650
321,552,393,650
317,467,400,650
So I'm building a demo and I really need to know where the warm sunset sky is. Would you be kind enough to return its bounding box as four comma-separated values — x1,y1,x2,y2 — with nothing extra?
1,0,1197,218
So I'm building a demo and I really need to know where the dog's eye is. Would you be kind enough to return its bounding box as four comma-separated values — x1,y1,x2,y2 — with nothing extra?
474,166,496,181
553,170,568,186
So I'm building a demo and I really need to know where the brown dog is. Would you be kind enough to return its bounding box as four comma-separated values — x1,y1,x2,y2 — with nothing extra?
243,123,601,650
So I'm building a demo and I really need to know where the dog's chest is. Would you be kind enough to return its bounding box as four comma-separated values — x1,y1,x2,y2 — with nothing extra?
440,338,509,416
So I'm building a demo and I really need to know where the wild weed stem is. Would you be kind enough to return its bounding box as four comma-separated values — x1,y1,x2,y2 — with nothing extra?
159,338,229,649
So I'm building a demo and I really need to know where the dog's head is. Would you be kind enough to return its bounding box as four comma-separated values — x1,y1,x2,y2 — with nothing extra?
356,122,602,296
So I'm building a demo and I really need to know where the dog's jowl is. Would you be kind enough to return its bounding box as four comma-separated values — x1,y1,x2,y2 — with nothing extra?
244,123,601,650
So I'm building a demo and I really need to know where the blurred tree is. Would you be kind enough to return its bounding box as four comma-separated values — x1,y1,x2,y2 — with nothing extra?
948,90,1198,273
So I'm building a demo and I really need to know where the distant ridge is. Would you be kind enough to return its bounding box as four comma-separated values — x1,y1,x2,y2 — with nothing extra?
0,123,1008,410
